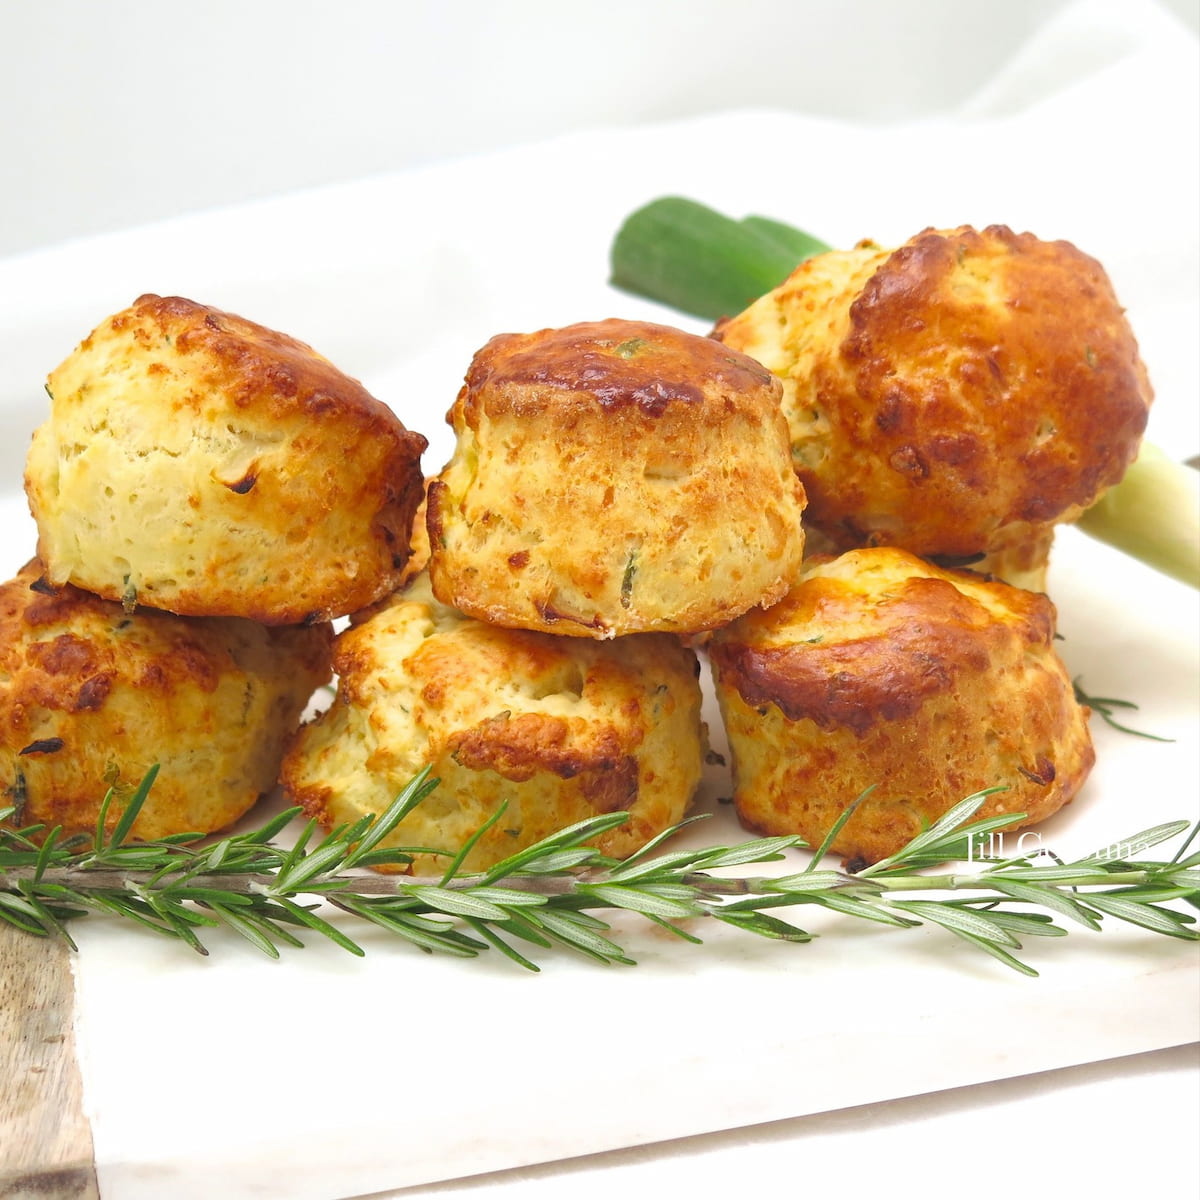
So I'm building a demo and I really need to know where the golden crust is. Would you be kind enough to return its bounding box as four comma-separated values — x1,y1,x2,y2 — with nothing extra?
0,560,332,841
708,548,1094,864
714,226,1152,577
427,318,807,638
25,294,427,624
280,573,706,872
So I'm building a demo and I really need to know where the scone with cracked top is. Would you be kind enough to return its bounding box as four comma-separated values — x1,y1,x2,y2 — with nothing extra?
426,318,807,638
0,560,332,841
709,547,1095,865
25,294,428,624
713,226,1152,590
280,573,706,872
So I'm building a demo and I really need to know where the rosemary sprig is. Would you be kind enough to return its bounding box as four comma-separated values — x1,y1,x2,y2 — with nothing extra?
1073,676,1174,741
1,771,1197,975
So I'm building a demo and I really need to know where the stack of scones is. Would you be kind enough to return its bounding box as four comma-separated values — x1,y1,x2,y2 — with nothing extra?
281,318,807,870
6,223,1151,869
5,294,425,840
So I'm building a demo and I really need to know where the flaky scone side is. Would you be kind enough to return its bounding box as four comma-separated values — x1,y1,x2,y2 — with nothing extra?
427,318,807,638
26,294,427,624
714,226,1152,589
709,547,1095,865
281,574,706,872
0,560,332,841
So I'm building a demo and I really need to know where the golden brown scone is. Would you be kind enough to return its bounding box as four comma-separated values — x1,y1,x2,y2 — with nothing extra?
708,547,1094,865
0,560,332,842
281,573,706,873
398,483,432,590
426,318,807,638
713,226,1152,589
25,294,428,624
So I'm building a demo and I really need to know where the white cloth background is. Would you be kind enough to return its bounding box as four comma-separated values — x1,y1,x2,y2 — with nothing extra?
3,0,1193,259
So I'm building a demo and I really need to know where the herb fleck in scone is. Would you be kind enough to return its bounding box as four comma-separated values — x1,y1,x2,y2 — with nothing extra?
0,560,332,841
426,318,807,638
713,226,1152,589
709,548,1095,865
280,574,706,872
25,294,428,624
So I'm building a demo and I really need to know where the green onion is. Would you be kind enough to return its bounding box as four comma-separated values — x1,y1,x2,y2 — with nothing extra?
609,196,828,321
609,196,1200,589
1076,441,1200,588
739,214,831,264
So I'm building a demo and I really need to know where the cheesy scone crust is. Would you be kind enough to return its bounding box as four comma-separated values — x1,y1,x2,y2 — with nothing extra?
709,548,1095,864
281,575,706,872
714,226,1151,588
26,294,427,624
427,318,806,638
0,560,332,841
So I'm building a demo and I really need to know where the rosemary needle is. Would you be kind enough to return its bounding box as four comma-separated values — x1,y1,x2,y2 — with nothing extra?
1072,676,1175,742
1,768,1197,975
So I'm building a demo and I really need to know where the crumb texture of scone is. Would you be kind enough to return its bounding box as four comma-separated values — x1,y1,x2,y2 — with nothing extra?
0,560,332,841
281,574,706,872
709,547,1095,865
713,226,1152,585
426,318,807,638
25,294,428,624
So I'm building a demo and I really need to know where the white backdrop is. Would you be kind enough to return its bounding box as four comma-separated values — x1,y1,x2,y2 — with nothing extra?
2,0,1196,258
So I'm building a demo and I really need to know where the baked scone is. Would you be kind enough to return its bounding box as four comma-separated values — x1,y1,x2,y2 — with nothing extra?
25,294,428,624
713,226,1152,590
426,318,807,638
709,547,1095,865
281,573,706,872
0,560,332,841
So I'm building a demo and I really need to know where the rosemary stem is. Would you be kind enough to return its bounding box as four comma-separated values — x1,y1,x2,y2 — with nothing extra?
865,869,1158,891
0,864,1163,905
0,866,584,897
